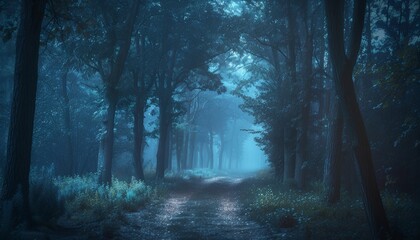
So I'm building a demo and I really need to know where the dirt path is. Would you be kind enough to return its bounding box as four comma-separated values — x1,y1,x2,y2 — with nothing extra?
119,176,275,240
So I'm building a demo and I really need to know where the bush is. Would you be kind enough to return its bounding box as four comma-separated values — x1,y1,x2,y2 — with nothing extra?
0,166,64,237
29,166,65,222
166,168,228,180
54,174,153,222
244,182,420,239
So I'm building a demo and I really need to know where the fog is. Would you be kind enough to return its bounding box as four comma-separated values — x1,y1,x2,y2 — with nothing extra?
0,0,419,239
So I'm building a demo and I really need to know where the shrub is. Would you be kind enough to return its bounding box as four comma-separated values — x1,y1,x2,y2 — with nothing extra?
245,181,420,239
166,168,228,180
54,175,153,222
29,166,65,222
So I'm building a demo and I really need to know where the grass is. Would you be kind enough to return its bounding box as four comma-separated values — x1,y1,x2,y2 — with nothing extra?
241,179,420,239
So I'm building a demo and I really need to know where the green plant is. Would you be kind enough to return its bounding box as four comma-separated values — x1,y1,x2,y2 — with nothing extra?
54,175,153,222
30,166,65,222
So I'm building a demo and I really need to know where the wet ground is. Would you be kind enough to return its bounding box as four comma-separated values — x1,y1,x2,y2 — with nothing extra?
119,176,276,240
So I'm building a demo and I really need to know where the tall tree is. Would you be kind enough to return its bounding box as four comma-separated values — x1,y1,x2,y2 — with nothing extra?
130,29,154,180
295,0,315,189
283,0,298,183
60,64,74,176
97,0,141,185
154,1,229,178
323,97,344,204
1,0,46,226
325,0,391,238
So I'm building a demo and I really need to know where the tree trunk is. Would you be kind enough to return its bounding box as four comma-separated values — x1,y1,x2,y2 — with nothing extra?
283,126,296,182
97,138,105,173
218,133,224,170
99,96,117,185
325,0,391,238
133,94,145,180
182,129,189,169
229,118,237,169
323,98,344,204
295,7,313,188
1,0,46,227
209,130,214,169
283,0,297,185
156,102,170,179
165,127,172,171
188,129,196,169
275,126,284,179
358,0,372,104
175,128,183,171
61,68,74,176
198,141,205,168
98,0,141,185
228,142,233,169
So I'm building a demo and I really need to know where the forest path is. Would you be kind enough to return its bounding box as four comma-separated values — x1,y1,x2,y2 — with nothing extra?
119,176,275,240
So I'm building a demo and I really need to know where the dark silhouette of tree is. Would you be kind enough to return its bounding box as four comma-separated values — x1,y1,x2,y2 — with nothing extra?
323,98,344,204
1,0,46,227
325,0,391,238
153,1,231,179
96,0,141,185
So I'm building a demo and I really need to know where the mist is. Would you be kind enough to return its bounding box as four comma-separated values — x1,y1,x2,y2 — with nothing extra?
0,0,419,239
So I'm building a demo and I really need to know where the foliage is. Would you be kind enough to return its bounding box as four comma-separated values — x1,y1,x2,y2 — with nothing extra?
0,166,64,234
166,168,229,180
29,167,65,222
54,174,154,222
243,180,420,239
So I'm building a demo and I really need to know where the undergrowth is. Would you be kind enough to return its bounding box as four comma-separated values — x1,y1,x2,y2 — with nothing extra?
55,174,154,223
243,180,420,239
0,167,156,238
165,168,229,180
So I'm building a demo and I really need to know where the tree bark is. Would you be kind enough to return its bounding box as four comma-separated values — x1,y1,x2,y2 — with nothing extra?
275,126,284,179
1,0,46,227
175,128,183,171
218,133,224,170
182,129,189,169
295,4,314,189
165,126,172,171
156,101,170,179
188,129,196,169
61,67,74,175
208,129,214,169
133,93,146,180
199,142,204,168
325,0,391,238
99,96,117,185
283,0,297,184
323,98,344,204
283,126,296,182
97,138,105,174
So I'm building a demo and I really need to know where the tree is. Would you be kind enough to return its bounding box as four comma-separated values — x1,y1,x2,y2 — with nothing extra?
323,97,344,204
74,0,141,184
153,1,230,179
325,0,391,238
1,0,46,227
60,64,74,175
129,23,156,180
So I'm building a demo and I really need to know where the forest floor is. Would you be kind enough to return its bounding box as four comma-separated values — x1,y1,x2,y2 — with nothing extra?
119,174,277,240
7,170,420,239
